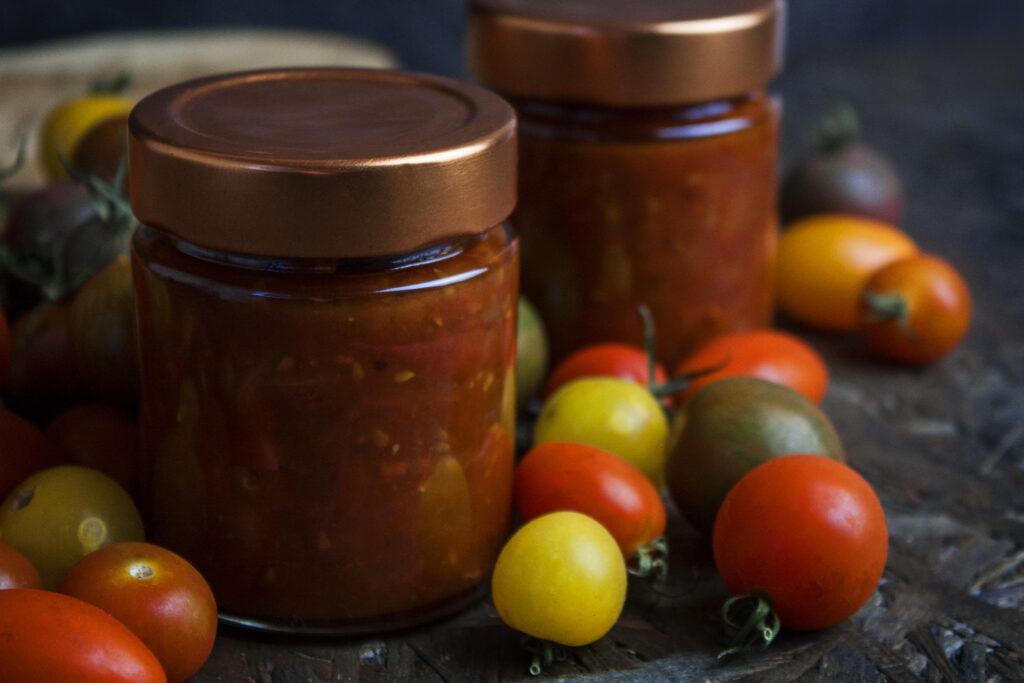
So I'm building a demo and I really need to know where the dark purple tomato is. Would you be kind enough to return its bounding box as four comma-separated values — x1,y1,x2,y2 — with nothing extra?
780,105,905,226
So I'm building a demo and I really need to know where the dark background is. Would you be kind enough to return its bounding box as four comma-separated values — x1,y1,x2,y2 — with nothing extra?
2,0,1023,80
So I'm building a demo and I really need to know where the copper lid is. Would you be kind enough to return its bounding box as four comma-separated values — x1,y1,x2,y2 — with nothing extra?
466,0,786,107
129,68,517,258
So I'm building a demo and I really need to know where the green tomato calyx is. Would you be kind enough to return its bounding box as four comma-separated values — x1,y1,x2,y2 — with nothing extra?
718,591,781,658
522,636,567,676
628,536,669,587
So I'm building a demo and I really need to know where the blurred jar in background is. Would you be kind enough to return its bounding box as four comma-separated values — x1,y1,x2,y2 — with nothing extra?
468,0,786,367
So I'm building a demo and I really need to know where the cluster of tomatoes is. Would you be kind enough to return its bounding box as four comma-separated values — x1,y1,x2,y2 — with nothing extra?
777,103,972,364
506,315,889,669
499,106,969,671
0,92,219,682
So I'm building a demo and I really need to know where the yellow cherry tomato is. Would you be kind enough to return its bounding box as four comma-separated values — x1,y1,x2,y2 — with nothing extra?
533,377,668,488
0,465,144,588
776,214,918,331
491,511,627,647
39,95,133,180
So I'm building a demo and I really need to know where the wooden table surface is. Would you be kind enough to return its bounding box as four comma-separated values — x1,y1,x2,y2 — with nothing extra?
7,31,1009,683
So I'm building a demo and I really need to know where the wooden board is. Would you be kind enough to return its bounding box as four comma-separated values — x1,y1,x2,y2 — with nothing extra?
0,28,398,189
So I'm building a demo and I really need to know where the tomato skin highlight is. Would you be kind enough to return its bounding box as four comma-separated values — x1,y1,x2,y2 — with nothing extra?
543,342,667,399
491,511,627,647
776,214,918,331
515,442,666,558
673,329,828,404
859,253,972,365
0,465,145,589
713,455,888,631
59,542,218,683
0,539,42,589
0,588,167,682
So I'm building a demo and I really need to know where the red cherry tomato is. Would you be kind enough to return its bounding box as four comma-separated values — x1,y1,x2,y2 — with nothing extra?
46,403,140,499
673,329,829,404
59,542,218,683
0,588,166,682
0,404,60,501
515,442,666,559
0,539,42,589
713,454,888,631
543,342,667,399
859,253,972,365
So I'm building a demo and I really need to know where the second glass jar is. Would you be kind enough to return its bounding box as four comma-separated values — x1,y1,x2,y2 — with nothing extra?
468,0,786,368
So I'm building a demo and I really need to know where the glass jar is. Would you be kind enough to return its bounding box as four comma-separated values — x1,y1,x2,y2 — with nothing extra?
128,68,519,634
467,0,786,368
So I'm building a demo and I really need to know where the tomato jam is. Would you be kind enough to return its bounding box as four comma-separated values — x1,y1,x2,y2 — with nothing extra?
468,0,786,367
128,68,518,633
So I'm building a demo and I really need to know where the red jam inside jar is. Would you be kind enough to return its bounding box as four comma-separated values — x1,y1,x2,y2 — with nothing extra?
128,68,519,633
468,0,786,367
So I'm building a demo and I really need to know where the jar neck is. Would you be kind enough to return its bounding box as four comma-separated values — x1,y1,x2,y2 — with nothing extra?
507,90,772,142
136,223,498,276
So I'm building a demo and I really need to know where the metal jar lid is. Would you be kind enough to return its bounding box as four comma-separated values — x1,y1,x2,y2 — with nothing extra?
466,0,786,107
129,68,517,259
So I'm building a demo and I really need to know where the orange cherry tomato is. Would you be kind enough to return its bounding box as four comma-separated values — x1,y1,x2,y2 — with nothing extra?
673,329,828,404
0,588,166,682
776,214,918,331
515,442,666,559
0,540,43,589
59,542,218,683
859,253,972,365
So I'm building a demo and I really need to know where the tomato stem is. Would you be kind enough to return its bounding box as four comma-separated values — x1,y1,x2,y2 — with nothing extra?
717,591,781,658
0,137,26,183
521,636,566,676
636,304,727,400
817,102,860,154
629,536,669,586
862,291,922,344
89,71,133,95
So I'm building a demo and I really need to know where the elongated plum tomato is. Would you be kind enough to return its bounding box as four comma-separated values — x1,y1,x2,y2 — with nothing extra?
776,214,918,331
713,455,888,631
543,342,667,398
0,588,166,682
0,539,42,589
59,542,218,683
859,253,972,365
491,511,627,647
673,329,828,404
533,377,669,488
515,442,666,558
